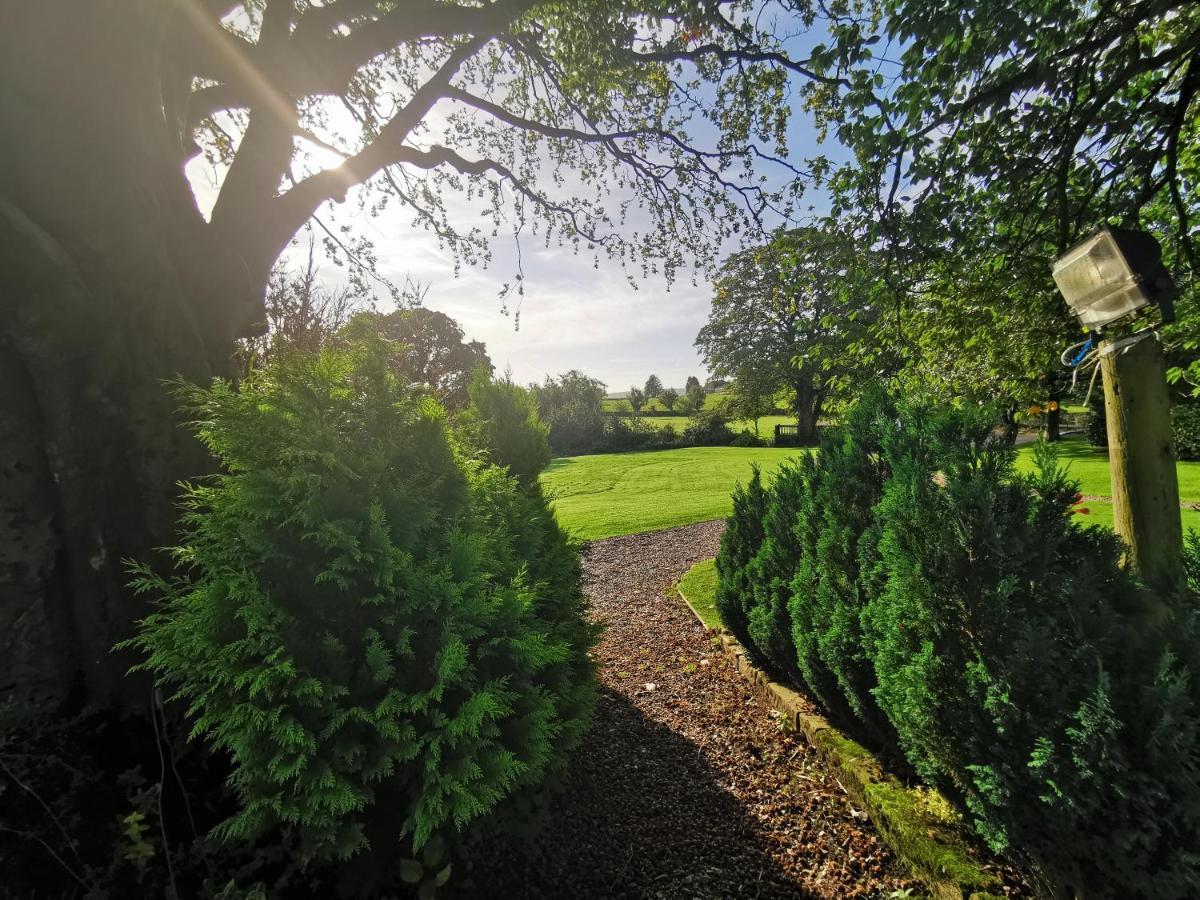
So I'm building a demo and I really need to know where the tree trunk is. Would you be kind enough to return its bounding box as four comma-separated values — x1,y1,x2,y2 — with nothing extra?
0,1,259,705
793,380,820,445
1046,405,1061,443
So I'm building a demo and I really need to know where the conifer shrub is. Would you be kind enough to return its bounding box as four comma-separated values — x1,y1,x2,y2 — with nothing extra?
745,462,807,683
124,342,597,877
863,403,1200,897
714,466,769,663
724,385,1200,895
790,389,894,732
457,368,551,485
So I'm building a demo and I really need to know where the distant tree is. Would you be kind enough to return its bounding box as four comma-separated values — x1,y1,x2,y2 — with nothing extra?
686,383,707,412
660,387,679,412
724,372,778,436
355,307,492,410
644,374,664,399
685,375,702,395
627,387,646,415
697,226,883,444
533,371,608,456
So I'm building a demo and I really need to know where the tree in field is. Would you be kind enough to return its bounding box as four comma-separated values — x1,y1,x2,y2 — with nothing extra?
660,387,680,412
0,0,834,701
723,371,778,435
686,382,707,412
685,375,702,395
814,0,1200,406
352,307,491,410
697,226,884,444
627,387,646,415
644,374,664,400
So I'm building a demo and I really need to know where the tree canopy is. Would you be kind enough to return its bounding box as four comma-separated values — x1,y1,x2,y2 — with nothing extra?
696,225,886,441
810,0,1200,397
354,307,492,409
177,0,848,334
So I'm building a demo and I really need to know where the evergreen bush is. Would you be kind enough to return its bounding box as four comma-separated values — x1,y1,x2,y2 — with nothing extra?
457,368,551,485
124,342,597,876
714,467,769,664
863,405,1200,896
745,462,806,683
1174,402,1200,461
791,389,894,733
724,384,1200,896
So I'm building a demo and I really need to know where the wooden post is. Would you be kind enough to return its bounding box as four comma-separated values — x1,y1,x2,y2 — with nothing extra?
1100,331,1183,589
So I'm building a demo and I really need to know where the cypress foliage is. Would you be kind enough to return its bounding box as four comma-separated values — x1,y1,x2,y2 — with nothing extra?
746,462,806,683
456,368,552,486
726,384,1200,896
792,389,894,732
124,341,597,871
715,467,769,663
862,405,1200,896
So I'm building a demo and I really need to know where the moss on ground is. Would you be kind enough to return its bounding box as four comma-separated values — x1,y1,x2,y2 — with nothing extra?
809,728,997,892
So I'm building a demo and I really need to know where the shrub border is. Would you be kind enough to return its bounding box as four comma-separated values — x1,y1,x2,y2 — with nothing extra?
675,575,1005,900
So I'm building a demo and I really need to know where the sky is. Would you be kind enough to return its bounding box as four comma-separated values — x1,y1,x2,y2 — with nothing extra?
188,9,854,394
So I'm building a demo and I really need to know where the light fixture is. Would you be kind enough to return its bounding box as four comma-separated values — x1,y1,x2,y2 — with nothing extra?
1052,228,1177,333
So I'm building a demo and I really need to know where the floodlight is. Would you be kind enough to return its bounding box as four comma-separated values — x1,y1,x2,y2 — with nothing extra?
1052,228,1177,332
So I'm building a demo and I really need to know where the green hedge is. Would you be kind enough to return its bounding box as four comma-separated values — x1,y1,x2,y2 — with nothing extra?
1174,403,1200,461
125,341,597,886
717,388,1200,897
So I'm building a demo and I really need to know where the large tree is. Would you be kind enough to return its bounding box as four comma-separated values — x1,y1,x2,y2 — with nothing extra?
359,307,492,410
0,0,835,702
697,225,885,443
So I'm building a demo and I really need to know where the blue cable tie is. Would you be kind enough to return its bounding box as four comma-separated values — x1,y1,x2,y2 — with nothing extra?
1069,338,1094,367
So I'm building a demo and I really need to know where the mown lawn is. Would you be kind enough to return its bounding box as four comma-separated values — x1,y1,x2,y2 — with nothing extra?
540,446,805,541
1014,438,1200,533
542,437,1200,543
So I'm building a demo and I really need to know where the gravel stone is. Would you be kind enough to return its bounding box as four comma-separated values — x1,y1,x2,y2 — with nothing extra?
466,520,921,898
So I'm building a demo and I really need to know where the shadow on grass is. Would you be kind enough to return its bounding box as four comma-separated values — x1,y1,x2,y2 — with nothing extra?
462,687,818,899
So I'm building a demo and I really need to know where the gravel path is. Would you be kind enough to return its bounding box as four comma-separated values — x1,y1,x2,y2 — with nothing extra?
465,520,919,898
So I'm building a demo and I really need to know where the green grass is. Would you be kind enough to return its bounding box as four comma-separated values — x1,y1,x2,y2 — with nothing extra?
676,557,720,629
1015,437,1200,503
541,437,1200,545
540,445,806,541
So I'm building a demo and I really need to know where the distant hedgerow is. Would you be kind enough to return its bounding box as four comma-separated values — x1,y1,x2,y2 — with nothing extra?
124,341,597,875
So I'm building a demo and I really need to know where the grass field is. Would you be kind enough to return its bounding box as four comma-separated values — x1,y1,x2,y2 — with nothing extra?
540,446,805,540
542,437,1200,543
676,558,720,629
1014,438,1200,533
